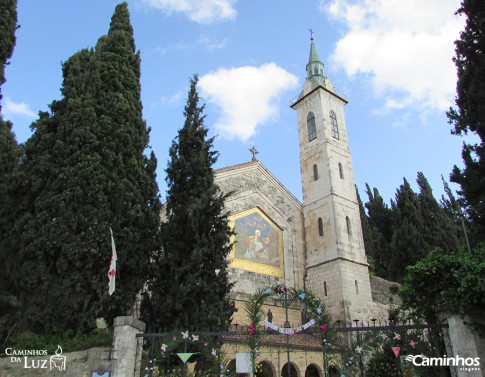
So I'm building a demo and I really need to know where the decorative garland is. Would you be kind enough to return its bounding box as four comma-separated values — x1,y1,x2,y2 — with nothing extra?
244,284,334,375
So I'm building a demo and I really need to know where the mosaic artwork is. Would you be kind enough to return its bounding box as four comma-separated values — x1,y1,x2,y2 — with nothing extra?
229,208,284,277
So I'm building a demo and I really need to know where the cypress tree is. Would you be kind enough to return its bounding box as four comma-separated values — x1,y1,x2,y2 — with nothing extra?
142,75,235,332
7,2,160,333
0,0,20,343
416,172,460,253
364,184,393,279
388,178,425,282
447,0,485,241
357,187,376,273
0,0,17,108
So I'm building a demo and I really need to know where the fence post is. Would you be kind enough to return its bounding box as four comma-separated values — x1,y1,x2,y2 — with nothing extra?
111,316,146,377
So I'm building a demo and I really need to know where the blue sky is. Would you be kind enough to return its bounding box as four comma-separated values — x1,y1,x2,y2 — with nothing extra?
2,0,473,205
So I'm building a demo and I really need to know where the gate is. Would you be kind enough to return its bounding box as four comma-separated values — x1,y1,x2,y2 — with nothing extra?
135,319,452,377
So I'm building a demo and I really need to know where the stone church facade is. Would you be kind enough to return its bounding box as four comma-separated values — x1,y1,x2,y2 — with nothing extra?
215,38,388,331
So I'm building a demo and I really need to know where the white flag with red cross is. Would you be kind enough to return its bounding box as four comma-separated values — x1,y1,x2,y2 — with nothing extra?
108,228,117,296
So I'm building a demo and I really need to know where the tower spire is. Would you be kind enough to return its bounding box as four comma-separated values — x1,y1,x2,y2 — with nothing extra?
305,33,325,83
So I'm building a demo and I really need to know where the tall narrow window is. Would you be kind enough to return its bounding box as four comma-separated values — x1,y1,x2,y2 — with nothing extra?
313,164,319,181
324,281,328,296
338,162,344,179
346,216,352,235
355,280,359,295
307,112,317,142
330,111,339,140
318,217,324,237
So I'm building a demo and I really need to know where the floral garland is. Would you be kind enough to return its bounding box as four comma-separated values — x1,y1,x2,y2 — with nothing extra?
244,285,334,375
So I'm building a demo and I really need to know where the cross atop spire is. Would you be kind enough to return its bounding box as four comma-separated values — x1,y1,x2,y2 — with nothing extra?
249,146,259,161
309,28,314,41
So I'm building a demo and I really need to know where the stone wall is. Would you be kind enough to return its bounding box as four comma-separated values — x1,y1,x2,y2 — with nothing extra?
370,275,401,306
0,347,111,377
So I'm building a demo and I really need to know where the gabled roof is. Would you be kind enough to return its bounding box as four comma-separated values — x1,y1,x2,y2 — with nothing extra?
214,160,302,209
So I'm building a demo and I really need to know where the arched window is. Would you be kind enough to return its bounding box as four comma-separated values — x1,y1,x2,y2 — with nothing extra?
338,162,344,179
346,216,352,235
307,112,317,142
324,281,328,296
313,164,319,181
318,217,324,237
355,280,359,295
330,111,339,140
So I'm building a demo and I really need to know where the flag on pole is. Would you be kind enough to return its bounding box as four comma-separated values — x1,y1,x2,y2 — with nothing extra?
108,228,117,295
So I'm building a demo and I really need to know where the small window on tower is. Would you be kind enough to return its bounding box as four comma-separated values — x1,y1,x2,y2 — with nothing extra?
313,164,319,181
338,162,344,179
324,281,328,296
318,217,324,237
330,111,339,140
346,216,352,235
307,112,317,142
355,280,359,295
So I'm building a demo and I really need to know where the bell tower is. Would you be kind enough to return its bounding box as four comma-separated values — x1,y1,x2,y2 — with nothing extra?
291,36,373,322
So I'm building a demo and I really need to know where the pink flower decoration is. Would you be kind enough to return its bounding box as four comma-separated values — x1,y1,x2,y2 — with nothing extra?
320,324,327,332
248,323,256,335
172,336,177,341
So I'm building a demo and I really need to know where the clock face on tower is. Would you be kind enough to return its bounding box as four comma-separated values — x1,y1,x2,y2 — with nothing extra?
229,207,284,277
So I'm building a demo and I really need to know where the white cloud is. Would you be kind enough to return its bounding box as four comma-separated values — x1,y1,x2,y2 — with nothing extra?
3,97,36,118
322,0,464,111
160,90,184,107
141,0,237,23
198,63,298,141
155,35,227,56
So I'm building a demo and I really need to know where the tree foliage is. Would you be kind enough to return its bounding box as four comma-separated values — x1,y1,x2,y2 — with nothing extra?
4,2,161,333
0,0,17,108
362,173,463,282
142,75,234,332
447,0,485,242
400,244,485,330
0,0,20,345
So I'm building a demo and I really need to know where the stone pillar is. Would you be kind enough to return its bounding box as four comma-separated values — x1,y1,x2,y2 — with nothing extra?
111,316,146,377
446,314,483,377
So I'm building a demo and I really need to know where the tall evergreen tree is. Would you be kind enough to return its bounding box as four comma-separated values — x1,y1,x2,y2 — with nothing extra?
6,3,160,333
357,187,376,273
142,75,235,332
388,178,426,282
0,0,20,343
364,184,393,279
0,0,17,109
447,0,485,241
440,176,469,249
416,172,461,253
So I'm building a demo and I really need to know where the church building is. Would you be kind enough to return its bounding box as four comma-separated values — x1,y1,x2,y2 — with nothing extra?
215,37,388,330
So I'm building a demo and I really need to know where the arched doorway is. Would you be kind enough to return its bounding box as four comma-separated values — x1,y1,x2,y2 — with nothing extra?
281,362,298,377
256,360,273,377
305,364,320,377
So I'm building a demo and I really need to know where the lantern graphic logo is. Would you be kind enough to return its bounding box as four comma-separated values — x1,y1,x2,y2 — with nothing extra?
49,345,66,371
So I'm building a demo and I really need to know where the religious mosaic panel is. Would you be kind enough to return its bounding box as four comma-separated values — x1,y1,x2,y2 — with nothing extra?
229,207,284,277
